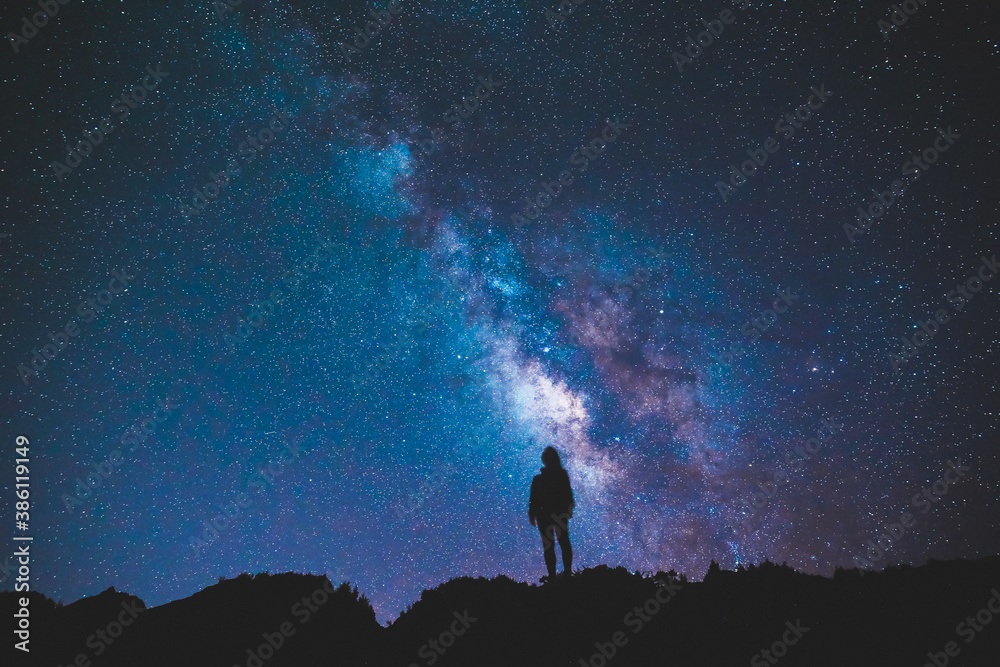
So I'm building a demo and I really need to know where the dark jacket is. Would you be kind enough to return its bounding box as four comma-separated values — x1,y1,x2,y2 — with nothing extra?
528,466,574,522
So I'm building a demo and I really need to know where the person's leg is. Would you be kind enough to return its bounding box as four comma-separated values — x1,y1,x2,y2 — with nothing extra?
538,521,557,579
554,515,572,574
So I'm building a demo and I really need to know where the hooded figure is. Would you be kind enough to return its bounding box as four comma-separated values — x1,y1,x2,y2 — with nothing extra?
528,446,575,582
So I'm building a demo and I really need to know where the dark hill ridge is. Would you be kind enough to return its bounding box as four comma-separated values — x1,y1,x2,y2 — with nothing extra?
4,556,1000,666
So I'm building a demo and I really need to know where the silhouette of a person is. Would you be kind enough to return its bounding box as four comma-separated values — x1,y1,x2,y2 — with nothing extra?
528,446,574,582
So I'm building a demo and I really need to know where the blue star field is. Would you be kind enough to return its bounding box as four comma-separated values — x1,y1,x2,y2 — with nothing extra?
0,0,998,625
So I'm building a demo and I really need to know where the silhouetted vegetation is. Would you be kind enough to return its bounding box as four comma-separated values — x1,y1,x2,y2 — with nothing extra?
4,556,999,666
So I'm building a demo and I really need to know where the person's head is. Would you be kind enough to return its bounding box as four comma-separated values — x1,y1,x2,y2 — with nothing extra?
541,446,562,469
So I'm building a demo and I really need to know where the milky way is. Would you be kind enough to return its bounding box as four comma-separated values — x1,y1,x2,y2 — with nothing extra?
1,0,997,625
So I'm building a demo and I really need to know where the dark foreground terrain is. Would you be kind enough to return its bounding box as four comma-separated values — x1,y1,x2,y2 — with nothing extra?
4,556,1000,666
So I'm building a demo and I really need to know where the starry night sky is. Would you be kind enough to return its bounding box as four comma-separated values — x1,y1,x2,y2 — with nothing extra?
1,0,998,625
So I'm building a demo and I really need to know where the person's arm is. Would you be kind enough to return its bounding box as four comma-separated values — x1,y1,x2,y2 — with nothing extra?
565,470,575,518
